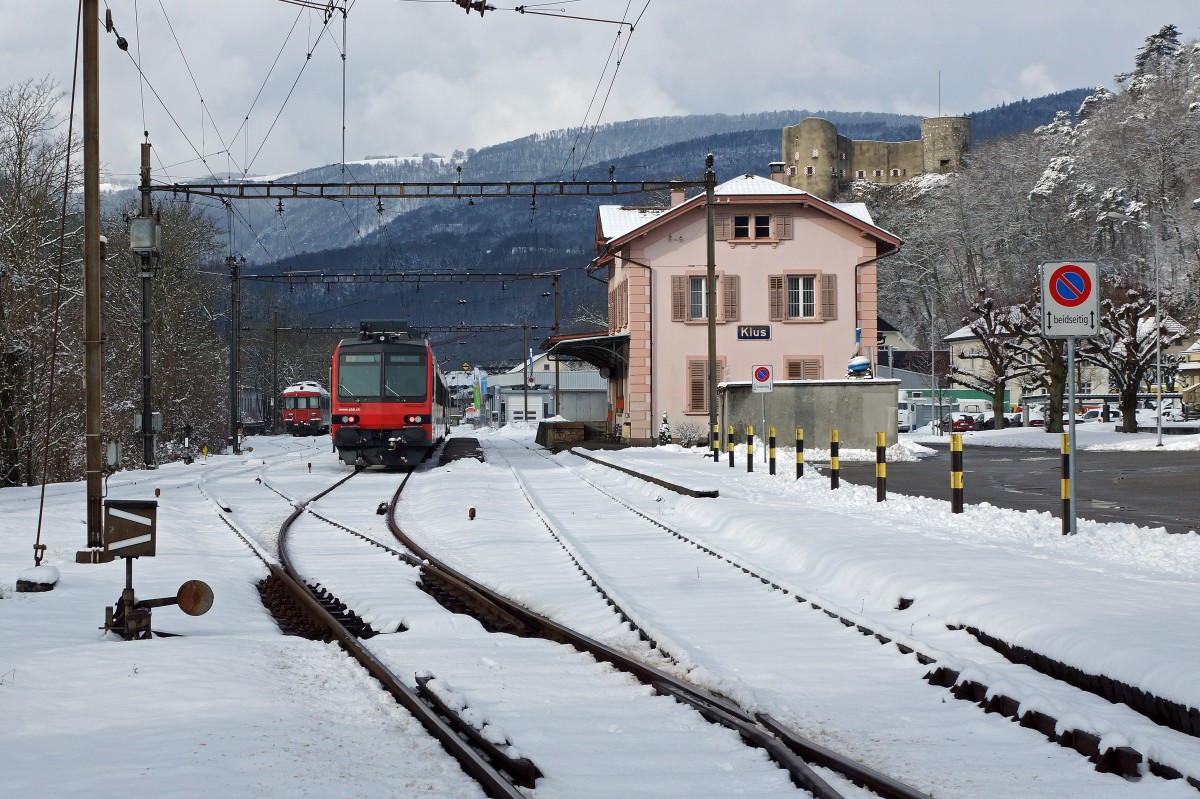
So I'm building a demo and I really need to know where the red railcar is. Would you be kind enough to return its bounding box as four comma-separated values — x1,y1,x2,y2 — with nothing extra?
330,321,449,469
281,381,331,436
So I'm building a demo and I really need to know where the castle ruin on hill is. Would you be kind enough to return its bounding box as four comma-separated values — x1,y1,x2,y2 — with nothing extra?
770,116,971,200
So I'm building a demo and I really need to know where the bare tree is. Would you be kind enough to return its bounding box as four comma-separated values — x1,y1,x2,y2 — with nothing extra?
1078,292,1185,431
947,290,1034,429
101,200,227,462
0,77,79,486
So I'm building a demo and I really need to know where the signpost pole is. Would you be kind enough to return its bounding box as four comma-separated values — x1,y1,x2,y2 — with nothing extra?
1041,261,1096,536
760,394,766,466
1067,336,1077,534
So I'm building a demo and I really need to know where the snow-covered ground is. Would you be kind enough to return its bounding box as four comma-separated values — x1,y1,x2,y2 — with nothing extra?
904,417,1200,453
2,425,1198,797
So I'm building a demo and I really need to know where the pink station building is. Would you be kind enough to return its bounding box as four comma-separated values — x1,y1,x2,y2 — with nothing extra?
549,173,902,446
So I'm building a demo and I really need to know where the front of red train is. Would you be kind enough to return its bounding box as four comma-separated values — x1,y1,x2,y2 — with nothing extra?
331,323,439,469
282,381,330,436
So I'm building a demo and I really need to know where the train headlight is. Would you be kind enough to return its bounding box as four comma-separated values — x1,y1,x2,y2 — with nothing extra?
336,414,359,425
405,415,424,424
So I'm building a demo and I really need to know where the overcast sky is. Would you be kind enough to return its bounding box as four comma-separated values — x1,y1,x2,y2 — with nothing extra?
2,1,1194,183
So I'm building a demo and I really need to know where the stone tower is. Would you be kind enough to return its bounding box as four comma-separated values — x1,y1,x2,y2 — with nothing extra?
920,116,971,174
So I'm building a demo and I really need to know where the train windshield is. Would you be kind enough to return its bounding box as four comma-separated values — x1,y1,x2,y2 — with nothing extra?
384,353,426,400
338,353,381,400
337,351,426,401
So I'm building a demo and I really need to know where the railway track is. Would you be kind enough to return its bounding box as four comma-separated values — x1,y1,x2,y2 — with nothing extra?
255,457,819,797
548,446,1200,788
392,433,1200,797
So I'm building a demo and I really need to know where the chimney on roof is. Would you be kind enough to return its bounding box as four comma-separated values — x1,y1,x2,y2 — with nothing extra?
669,177,685,207
768,161,787,184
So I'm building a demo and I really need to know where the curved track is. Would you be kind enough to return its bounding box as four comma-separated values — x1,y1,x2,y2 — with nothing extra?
266,457,815,797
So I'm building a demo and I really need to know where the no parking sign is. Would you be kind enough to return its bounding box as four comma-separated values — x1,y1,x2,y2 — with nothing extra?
1040,261,1099,338
752,364,773,394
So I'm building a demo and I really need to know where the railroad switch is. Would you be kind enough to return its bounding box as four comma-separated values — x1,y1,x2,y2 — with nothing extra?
99,499,213,640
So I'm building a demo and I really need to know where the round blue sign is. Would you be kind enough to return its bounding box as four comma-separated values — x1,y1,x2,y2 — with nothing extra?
1048,264,1092,308
754,366,771,382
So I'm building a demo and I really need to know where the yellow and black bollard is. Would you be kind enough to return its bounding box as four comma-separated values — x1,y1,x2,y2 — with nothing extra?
950,433,964,513
830,429,840,489
1060,434,1070,535
712,423,720,464
727,424,735,468
746,425,754,473
796,427,804,479
876,432,887,502
769,427,777,476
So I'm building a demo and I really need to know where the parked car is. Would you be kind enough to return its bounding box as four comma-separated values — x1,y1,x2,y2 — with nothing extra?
1081,407,1122,422
974,411,995,430
940,412,976,432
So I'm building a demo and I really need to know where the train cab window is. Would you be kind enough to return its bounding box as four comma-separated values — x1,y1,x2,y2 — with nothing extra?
384,353,427,401
338,353,381,399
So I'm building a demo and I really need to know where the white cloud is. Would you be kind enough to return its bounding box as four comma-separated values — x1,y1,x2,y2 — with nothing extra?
1,0,1195,176
1018,64,1059,98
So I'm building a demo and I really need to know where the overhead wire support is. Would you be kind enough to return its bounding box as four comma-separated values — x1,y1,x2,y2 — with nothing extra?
151,177,705,201
453,0,494,15
513,6,634,30
239,269,564,285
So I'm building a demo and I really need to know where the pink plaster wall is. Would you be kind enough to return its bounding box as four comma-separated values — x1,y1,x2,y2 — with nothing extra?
610,198,891,441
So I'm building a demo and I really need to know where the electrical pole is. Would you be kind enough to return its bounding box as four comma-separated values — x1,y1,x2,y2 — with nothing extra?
553,273,560,416
705,153,718,451
228,255,241,455
522,321,529,422
135,141,157,468
79,0,104,559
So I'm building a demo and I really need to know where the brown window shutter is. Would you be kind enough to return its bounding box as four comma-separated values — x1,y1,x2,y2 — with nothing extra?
774,214,793,239
671,276,687,322
608,287,616,331
715,213,731,241
768,275,784,321
722,275,739,322
687,360,708,413
787,359,821,380
821,274,837,320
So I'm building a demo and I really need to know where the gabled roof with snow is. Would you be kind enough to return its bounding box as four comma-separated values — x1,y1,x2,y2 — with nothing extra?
714,173,807,195
593,173,896,264
598,206,671,242
943,306,1025,342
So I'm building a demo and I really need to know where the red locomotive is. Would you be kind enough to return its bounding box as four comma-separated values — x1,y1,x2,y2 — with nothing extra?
281,381,331,436
330,321,449,469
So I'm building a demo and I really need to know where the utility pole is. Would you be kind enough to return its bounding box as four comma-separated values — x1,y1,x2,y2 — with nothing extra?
705,153,718,451
131,140,160,468
79,0,104,560
552,273,560,416
522,321,529,422
227,255,242,454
